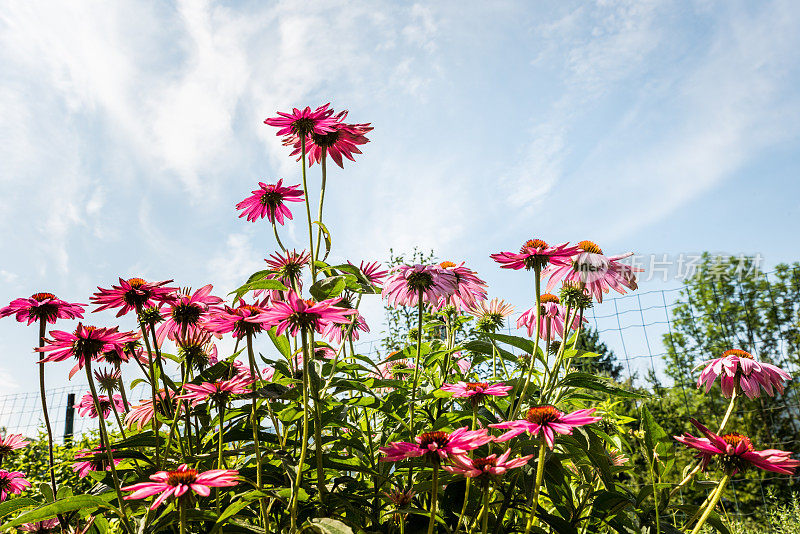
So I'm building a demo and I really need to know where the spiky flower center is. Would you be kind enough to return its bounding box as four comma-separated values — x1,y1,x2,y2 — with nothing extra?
171,304,202,327
540,294,560,304
166,468,199,486
311,129,340,148
292,117,316,137
526,405,562,425
439,261,457,269
127,278,146,288
288,310,319,331
387,489,414,507
405,271,433,291
259,189,284,208
122,278,154,308
577,240,603,254
722,349,753,359
418,431,450,449
72,325,105,358
31,292,55,301
472,456,498,470
465,382,489,392
560,281,593,310
0,444,13,456
721,433,754,452
521,239,548,252
139,306,163,326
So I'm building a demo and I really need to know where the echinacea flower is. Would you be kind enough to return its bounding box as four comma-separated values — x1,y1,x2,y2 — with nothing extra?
156,285,223,345
175,328,218,372
0,293,85,325
264,250,311,292
674,419,799,475
517,293,587,340
39,324,135,374
490,239,579,271
122,464,239,510
696,349,791,399
75,393,124,419
433,261,487,312
178,377,253,406
491,405,601,448
470,298,515,333
91,278,177,317
72,448,122,478
202,302,270,339
0,434,29,459
264,104,339,138
440,381,512,405
322,310,369,344
18,519,60,534
125,390,178,430
379,427,493,464
261,291,356,337
452,352,472,375
0,471,30,501
382,264,458,308
93,368,121,394
444,449,533,479
287,110,372,168
544,241,640,303
236,180,304,225
350,260,388,286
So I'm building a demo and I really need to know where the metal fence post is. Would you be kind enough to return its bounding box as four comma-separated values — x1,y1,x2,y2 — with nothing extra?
64,393,75,444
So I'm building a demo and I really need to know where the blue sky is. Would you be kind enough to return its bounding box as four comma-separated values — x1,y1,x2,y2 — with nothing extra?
1,0,799,396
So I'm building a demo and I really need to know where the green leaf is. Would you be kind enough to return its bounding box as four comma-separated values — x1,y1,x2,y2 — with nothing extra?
557,372,646,398
0,496,118,529
267,328,291,358
38,483,54,503
0,498,39,518
229,277,288,302
307,518,354,534
313,221,332,261
309,276,347,301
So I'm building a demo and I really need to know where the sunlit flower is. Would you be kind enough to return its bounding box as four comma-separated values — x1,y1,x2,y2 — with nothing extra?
382,264,457,308
452,353,472,375
517,293,587,340
178,377,254,406
379,427,493,464
236,180,304,225
264,104,339,138
440,381,512,404
125,390,178,430
606,448,629,467
93,368,121,395
444,449,533,479
123,464,239,510
544,241,640,303
72,448,122,478
203,302,270,339
261,291,356,337
491,405,601,449
0,293,85,325
39,323,135,374
175,328,218,372
490,239,579,271
674,419,799,475
75,393,124,419
349,260,388,286
264,250,310,291
286,110,373,168
0,434,29,459
91,278,177,317
696,349,790,399
322,310,369,343
0,471,30,501
470,298,515,333
18,519,60,534
156,285,223,345
433,261,487,312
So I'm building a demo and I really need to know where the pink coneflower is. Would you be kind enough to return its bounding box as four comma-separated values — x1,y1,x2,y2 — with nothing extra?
178,377,253,406
674,419,799,475
382,264,458,308
0,293,85,326
236,180,304,225
18,519,60,534
517,294,587,340
379,427,493,464
287,110,373,168
490,239,579,271
606,448,629,467
122,464,239,510
0,434,29,458
264,104,339,138
72,448,122,478
125,390,178,430
75,393,124,419
544,241,640,303
91,278,177,317
322,311,369,344
175,328,218,372
350,260,388,286
39,323,134,373
696,349,791,399
261,291,356,337
452,353,472,375
156,285,223,345
264,250,310,292
434,261,487,312
203,302,270,339
491,406,601,449
0,471,30,501
444,450,533,479
470,298,515,333
93,368,121,394
440,382,512,405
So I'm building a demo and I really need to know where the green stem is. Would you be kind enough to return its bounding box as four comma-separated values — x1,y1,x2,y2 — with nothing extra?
291,329,313,532
272,222,287,253
690,474,730,534
217,401,226,515
648,443,661,534
36,320,58,496
524,436,547,534
179,498,186,534
427,463,439,534
140,323,161,467
299,135,317,281
314,149,327,260
245,331,268,527
512,265,542,421
408,290,424,488
481,483,491,534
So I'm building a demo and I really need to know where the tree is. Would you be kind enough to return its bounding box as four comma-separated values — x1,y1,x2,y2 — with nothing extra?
574,325,625,380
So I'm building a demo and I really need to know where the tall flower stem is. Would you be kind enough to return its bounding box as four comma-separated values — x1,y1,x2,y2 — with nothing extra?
299,135,317,281
310,335,326,501
524,436,547,534
272,222,287,253
117,372,131,411
690,474,730,534
291,329,313,532
36,320,58,496
408,290,424,488
216,400,226,516
140,324,161,466
245,331,267,527
455,406,479,534
427,463,439,534
512,265,542,421
481,482,492,534
179,498,187,534
314,149,328,260
84,359,130,528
